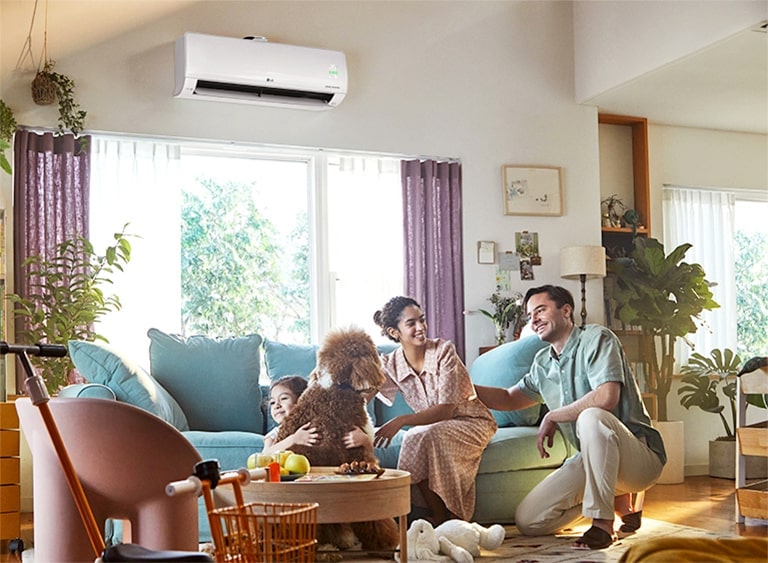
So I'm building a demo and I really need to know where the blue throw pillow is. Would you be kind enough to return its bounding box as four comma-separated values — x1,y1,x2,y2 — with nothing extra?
148,329,263,433
469,335,549,427
69,340,189,431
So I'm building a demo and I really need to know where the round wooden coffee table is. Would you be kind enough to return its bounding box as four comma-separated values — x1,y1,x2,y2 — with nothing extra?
239,467,411,556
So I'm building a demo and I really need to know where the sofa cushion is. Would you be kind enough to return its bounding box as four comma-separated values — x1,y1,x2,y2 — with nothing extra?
148,329,263,433
263,340,318,379
469,335,549,427
183,431,265,472
69,340,189,431
477,426,570,474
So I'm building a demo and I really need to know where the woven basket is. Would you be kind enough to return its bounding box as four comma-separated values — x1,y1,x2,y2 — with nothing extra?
31,71,57,105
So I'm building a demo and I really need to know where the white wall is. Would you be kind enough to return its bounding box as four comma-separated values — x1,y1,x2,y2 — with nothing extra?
573,0,766,102
0,0,605,365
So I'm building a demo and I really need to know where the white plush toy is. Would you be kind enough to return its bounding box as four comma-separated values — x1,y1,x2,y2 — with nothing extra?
403,519,506,563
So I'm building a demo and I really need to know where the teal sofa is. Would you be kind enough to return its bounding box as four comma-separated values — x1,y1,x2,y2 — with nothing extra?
66,330,572,541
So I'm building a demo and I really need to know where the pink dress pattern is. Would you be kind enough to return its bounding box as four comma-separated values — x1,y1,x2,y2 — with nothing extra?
378,338,497,520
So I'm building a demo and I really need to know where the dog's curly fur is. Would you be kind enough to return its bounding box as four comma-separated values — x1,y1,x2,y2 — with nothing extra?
276,326,399,552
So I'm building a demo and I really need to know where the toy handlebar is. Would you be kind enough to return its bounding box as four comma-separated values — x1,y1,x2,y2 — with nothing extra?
166,467,268,497
0,341,68,357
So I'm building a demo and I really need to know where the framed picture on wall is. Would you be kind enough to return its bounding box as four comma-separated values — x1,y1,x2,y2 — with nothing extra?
501,165,563,216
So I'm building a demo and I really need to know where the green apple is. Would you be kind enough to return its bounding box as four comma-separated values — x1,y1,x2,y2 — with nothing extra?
246,452,257,470
283,453,311,474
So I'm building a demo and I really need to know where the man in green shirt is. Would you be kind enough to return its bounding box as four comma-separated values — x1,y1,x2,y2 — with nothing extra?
475,285,665,550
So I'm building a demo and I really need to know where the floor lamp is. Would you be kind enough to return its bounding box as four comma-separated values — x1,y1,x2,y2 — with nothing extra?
560,246,606,329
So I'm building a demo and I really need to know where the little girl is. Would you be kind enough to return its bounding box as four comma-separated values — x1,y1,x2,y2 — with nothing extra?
263,374,374,455
262,375,319,454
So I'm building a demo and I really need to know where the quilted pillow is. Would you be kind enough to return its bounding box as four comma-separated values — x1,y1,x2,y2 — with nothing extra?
147,329,263,432
68,340,189,431
469,335,549,427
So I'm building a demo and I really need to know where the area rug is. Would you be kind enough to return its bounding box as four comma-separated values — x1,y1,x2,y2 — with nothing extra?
16,518,740,562
333,518,740,562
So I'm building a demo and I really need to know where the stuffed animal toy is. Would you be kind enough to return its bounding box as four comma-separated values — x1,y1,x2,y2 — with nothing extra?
403,519,506,563
276,326,399,552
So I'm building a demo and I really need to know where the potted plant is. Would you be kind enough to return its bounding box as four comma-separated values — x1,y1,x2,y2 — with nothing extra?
31,60,87,136
479,288,525,345
608,237,719,483
609,237,720,422
7,226,132,395
678,349,767,478
601,194,626,228
0,99,17,175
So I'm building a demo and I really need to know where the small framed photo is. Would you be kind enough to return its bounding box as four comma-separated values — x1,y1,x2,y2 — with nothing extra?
477,241,496,264
502,165,563,216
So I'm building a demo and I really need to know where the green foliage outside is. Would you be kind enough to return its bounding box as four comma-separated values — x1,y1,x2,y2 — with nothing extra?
181,178,309,341
735,229,768,358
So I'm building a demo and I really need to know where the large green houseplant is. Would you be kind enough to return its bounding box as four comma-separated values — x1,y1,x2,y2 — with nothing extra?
8,227,132,394
608,237,720,422
678,349,767,477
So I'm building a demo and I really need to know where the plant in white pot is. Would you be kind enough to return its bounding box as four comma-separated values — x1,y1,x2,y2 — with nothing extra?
608,237,719,483
678,349,768,478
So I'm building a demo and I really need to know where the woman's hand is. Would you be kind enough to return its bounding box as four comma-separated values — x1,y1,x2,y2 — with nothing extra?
343,426,372,449
374,417,403,448
292,421,319,447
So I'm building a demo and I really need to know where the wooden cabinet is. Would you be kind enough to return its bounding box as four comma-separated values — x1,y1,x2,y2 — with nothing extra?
735,365,768,522
598,114,650,258
0,402,20,544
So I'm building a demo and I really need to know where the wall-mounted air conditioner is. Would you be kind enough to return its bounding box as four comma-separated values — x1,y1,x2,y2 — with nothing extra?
174,32,347,110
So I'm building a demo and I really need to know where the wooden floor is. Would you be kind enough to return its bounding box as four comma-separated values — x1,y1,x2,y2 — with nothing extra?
1,476,766,560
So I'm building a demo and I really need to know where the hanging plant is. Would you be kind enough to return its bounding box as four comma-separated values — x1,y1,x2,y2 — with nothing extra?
31,60,87,136
0,99,18,175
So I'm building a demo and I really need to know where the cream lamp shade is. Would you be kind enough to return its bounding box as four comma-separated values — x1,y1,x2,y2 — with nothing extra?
560,246,606,328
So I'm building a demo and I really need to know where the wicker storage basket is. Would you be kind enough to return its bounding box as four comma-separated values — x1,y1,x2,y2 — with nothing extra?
209,501,317,562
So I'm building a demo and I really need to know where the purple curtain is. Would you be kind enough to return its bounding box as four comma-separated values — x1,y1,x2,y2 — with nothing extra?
13,130,90,387
401,159,465,359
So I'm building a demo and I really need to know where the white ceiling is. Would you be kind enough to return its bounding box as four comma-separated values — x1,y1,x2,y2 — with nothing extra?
584,23,768,135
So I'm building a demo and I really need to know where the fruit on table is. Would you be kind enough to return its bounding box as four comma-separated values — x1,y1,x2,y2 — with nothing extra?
284,453,311,474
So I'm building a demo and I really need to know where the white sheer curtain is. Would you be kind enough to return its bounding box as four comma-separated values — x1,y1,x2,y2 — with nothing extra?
326,156,403,342
90,137,183,368
662,186,736,366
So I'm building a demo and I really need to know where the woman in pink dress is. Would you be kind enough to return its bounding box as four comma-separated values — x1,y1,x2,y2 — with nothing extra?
373,296,497,524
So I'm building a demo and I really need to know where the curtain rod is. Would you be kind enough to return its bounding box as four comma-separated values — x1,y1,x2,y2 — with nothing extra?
18,125,460,163
663,183,768,202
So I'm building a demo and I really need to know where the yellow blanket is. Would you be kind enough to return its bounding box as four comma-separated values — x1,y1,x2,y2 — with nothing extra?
619,537,768,562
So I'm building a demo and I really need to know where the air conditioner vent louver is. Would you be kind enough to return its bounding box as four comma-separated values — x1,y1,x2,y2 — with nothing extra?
174,33,347,110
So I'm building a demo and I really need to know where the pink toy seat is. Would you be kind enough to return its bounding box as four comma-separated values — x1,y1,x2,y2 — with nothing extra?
17,397,202,563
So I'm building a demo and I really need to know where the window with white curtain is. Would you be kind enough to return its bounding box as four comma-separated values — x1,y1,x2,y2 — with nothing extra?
662,185,768,364
89,136,403,368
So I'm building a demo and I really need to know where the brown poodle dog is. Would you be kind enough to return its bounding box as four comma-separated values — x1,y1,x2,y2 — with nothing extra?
276,326,399,553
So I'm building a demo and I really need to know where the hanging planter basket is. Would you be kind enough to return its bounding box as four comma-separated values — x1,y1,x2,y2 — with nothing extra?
31,71,57,105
